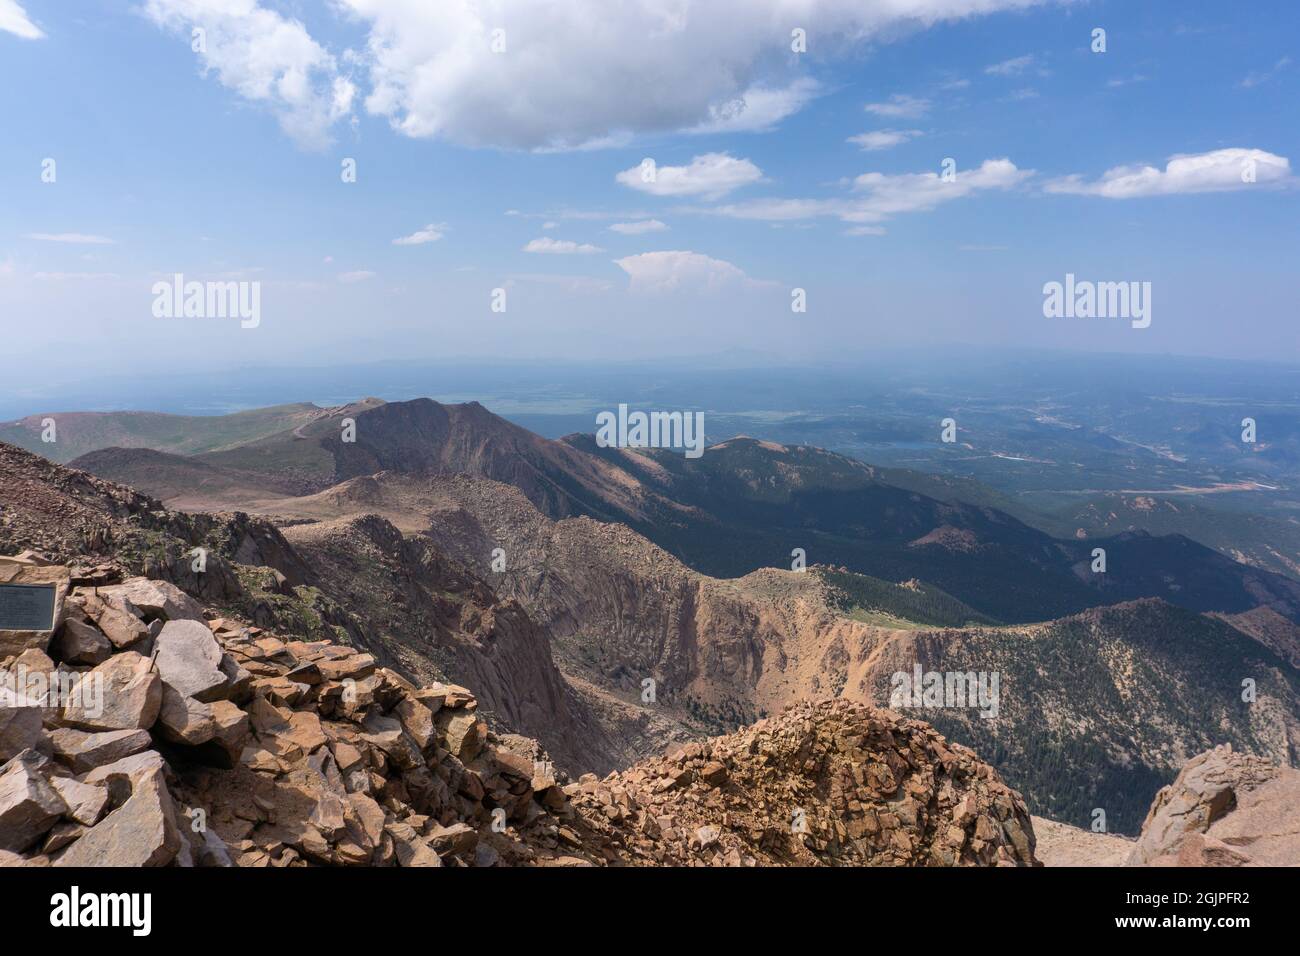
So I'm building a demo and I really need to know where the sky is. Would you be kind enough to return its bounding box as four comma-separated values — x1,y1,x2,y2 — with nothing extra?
0,0,1296,387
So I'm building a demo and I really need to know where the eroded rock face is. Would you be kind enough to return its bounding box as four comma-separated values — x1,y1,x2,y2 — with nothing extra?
1127,744,1298,867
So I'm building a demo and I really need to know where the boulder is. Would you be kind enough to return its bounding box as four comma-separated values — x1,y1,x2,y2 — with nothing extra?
53,617,112,666
54,763,182,867
0,749,67,852
86,596,150,650
360,713,422,770
62,652,161,731
95,578,204,623
394,697,436,749
50,776,109,827
439,711,487,762
155,684,248,766
156,682,217,745
154,620,227,702
0,705,46,763
49,727,153,774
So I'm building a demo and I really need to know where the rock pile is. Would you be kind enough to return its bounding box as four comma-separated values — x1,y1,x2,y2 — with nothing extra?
555,699,1039,866
0,569,571,867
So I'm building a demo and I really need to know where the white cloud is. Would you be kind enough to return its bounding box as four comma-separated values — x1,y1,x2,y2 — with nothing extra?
392,223,447,245
711,158,1031,225
523,237,603,254
616,153,762,199
863,94,930,118
848,129,923,151
613,250,765,293
609,220,669,235
338,270,376,282
142,0,354,150
686,78,821,133
1045,148,1291,198
337,0,1056,150
24,232,114,244
845,226,887,236
0,0,41,38
846,158,1031,222
985,54,1035,76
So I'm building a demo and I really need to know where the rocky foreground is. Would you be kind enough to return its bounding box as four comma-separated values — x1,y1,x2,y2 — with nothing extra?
0,556,1039,867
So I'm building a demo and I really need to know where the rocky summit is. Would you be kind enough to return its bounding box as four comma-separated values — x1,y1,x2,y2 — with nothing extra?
0,556,1039,867
558,699,1038,866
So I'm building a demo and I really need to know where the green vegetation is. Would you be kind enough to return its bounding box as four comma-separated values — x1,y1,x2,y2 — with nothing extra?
817,567,999,628
880,602,1300,834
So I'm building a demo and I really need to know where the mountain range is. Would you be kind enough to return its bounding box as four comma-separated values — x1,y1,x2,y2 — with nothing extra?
2,396,1298,836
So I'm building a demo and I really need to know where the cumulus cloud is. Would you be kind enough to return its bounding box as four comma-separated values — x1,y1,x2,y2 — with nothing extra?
24,233,114,244
863,94,930,118
609,220,669,235
846,158,1031,222
338,270,376,282
337,0,1054,150
523,237,603,254
1045,148,1291,198
613,250,766,293
0,0,41,38
392,223,447,245
848,129,923,151
142,0,354,150
616,153,762,199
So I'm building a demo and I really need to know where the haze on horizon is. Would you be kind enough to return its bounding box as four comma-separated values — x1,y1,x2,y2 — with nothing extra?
0,0,1297,385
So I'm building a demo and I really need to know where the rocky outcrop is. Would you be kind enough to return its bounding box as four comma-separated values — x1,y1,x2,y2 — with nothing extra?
556,699,1039,867
1127,744,1300,866
0,562,1037,867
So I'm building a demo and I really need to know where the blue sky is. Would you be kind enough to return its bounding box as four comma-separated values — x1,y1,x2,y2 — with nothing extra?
0,0,1296,384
